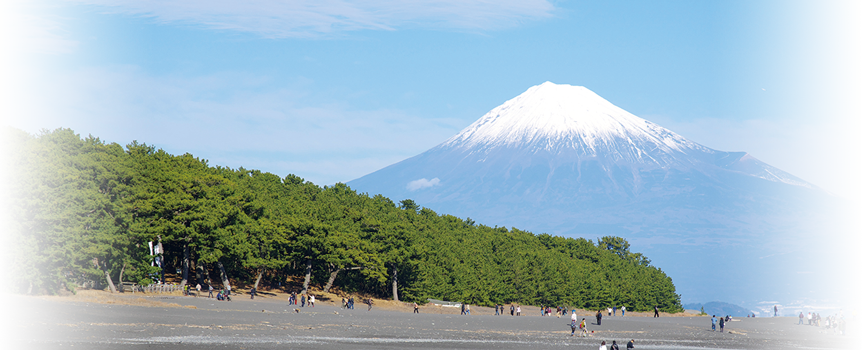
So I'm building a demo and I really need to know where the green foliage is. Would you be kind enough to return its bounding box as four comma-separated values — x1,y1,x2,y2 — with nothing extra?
8,128,682,312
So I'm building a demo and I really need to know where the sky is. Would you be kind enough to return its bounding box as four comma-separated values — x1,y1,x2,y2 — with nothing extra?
2,0,861,202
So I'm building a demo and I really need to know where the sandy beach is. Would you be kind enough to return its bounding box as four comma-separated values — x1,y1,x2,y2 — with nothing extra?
2,290,855,349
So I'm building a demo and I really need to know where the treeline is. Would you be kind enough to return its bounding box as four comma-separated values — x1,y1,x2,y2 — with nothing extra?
6,128,682,312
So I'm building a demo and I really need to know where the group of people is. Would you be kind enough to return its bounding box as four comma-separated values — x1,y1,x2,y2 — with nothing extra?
340,296,356,309
491,304,523,316
460,303,471,315
214,287,231,301
598,340,635,350
571,310,588,337
537,305,570,317
605,305,626,316
710,315,730,332
799,311,846,334
287,291,315,307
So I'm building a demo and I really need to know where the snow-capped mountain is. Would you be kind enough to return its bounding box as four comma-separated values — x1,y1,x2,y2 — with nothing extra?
443,82,709,164
347,82,839,304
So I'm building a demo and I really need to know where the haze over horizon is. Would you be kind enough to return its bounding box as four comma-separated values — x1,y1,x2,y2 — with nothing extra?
2,0,861,307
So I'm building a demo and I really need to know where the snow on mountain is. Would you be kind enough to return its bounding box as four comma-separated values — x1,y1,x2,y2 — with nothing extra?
347,81,836,305
434,81,810,187
443,82,707,163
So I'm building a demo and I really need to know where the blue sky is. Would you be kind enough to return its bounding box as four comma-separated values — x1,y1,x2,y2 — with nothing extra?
3,0,861,200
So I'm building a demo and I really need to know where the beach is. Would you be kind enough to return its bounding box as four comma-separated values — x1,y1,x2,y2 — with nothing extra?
3,290,854,349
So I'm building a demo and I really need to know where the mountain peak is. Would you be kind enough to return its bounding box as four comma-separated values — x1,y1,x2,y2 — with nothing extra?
441,82,706,166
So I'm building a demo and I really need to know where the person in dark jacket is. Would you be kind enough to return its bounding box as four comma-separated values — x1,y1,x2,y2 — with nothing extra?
626,339,635,349
654,306,659,317
596,310,603,325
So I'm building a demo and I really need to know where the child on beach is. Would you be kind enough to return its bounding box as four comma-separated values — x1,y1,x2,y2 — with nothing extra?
580,318,588,337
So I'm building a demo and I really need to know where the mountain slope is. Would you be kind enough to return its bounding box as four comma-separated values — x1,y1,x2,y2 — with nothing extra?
347,82,839,304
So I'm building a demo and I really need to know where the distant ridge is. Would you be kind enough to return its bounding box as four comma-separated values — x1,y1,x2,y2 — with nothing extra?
684,302,753,317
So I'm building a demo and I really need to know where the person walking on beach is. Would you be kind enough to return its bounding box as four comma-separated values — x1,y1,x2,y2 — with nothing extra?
461,303,466,315
301,294,306,307
580,318,588,337
571,310,578,336
310,294,315,307
208,284,214,298
414,302,419,313
626,339,635,349
510,304,515,316
719,316,725,332
196,283,201,297
596,310,602,325
798,312,804,325
621,305,626,316
711,315,717,331
774,305,778,317
654,305,659,318
516,306,521,316
250,287,256,299
600,340,608,350
495,304,499,315
613,306,617,316
366,298,374,311
466,303,471,315
610,340,620,350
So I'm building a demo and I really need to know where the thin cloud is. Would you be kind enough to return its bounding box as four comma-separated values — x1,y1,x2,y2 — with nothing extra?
407,177,440,191
4,65,461,185
69,0,556,37
0,11,78,54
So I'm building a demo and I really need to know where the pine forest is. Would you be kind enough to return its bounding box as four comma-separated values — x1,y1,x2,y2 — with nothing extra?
5,128,683,312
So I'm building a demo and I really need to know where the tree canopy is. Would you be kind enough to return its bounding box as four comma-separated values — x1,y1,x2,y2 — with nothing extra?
7,128,682,312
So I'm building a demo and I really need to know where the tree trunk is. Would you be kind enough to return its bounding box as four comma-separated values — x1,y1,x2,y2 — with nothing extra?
93,258,117,293
203,262,212,286
180,240,190,288
253,269,264,290
157,236,165,284
301,258,312,294
118,261,126,292
217,261,231,290
324,266,362,293
196,261,205,285
392,266,399,302
323,268,341,293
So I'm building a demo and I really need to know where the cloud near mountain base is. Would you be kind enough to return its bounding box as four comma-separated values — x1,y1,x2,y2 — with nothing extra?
407,177,440,191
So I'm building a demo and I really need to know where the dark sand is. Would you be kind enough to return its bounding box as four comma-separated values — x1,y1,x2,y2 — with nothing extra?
2,291,855,349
